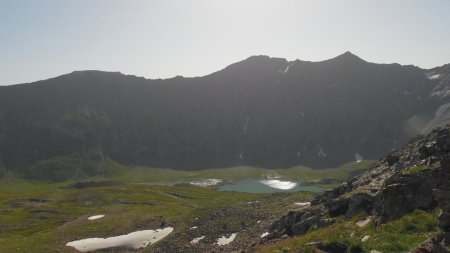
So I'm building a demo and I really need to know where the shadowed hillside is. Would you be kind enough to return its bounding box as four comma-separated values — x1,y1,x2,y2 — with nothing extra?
0,53,449,177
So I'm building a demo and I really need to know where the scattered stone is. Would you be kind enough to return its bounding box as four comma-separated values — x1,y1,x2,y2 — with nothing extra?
361,235,370,242
356,217,372,227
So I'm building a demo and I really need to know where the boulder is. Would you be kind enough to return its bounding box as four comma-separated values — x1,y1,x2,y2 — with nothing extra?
410,238,449,253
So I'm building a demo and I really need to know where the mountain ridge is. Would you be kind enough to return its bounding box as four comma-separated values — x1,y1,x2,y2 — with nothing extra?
4,52,449,86
0,53,449,179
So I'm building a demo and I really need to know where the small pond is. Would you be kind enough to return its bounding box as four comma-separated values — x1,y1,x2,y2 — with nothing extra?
217,179,323,193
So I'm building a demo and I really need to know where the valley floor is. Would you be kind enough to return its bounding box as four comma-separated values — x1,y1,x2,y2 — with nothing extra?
0,180,314,252
0,179,442,253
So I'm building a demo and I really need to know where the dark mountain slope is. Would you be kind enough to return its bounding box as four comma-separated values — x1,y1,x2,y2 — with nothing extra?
0,53,448,176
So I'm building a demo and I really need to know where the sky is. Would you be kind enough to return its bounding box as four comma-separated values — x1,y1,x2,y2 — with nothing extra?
1,0,450,85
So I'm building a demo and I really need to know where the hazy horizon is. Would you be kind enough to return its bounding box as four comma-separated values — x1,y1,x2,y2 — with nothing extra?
1,0,450,86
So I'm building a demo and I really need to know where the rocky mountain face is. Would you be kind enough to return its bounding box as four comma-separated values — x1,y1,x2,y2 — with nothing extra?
0,53,449,177
268,125,450,252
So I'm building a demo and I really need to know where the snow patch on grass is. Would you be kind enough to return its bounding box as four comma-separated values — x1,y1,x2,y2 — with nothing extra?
216,233,237,246
66,227,173,252
87,215,104,220
191,236,205,244
190,179,222,187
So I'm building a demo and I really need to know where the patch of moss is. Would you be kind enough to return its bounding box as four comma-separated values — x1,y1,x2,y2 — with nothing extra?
256,209,440,253
402,162,440,175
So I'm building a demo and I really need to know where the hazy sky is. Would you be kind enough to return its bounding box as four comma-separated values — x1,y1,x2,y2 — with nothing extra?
1,0,449,85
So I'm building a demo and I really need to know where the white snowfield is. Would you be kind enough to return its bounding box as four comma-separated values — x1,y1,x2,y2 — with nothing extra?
294,202,311,207
216,233,237,246
66,227,173,252
355,153,363,163
190,235,205,244
430,74,440,79
87,215,104,220
425,72,441,80
190,179,222,187
260,179,297,190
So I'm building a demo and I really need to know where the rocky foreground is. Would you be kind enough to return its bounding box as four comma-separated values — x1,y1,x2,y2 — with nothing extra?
264,126,450,253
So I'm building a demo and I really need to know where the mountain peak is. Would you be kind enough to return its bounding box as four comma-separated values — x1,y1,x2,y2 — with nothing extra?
330,51,366,63
243,55,288,64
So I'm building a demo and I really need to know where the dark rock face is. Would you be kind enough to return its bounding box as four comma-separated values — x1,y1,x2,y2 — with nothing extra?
316,241,350,253
345,193,374,218
0,53,449,176
268,125,450,247
409,238,449,253
269,206,328,238
434,158,450,245
377,171,437,223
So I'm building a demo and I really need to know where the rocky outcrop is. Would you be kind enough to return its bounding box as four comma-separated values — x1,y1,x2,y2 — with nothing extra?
410,238,448,253
434,158,450,245
268,205,330,238
268,126,450,246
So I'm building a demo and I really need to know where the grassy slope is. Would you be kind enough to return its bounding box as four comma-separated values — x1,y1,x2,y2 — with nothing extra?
112,160,374,186
254,209,441,253
14,149,373,186
0,160,374,252
0,159,441,253
0,180,315,253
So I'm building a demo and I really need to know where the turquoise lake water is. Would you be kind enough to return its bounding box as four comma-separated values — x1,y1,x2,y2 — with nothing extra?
217,179,323,194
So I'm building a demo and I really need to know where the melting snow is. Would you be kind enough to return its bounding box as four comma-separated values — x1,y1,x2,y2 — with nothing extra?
191,236,205,244
190,179,222,187
190,226,198,230
282,65,290,74
260,232,269,238
425,72,439,79
260,180,297,190
430,74,440,80
355,153,363,163
357,217,372,227
318,147,327,158
88,215,104,220
66,227,173,252
216,233,237,246
294,202,311,207
242,116,250,134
